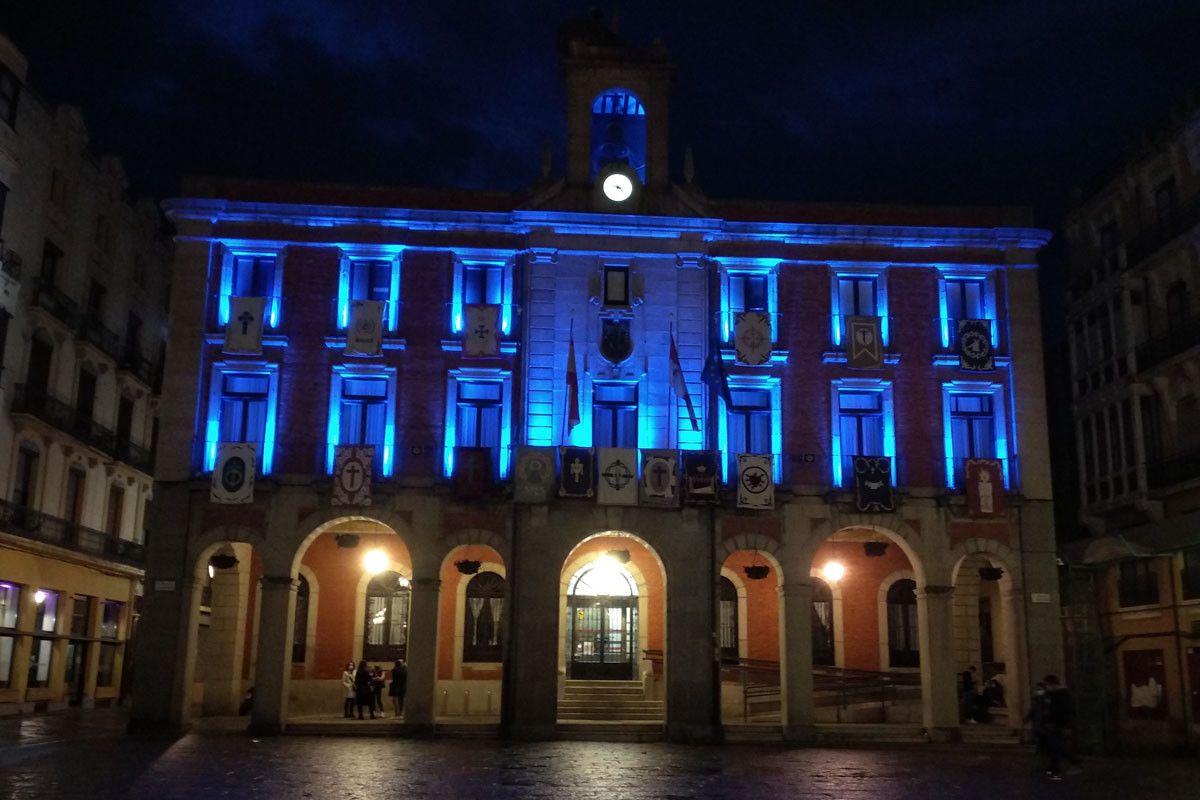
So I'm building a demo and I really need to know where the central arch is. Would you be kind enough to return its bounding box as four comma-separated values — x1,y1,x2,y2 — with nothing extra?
564,558,639,680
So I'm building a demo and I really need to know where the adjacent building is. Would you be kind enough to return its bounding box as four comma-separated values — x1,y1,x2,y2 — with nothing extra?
1062,103,1200,750
0,34,170,715
132,18,1063,742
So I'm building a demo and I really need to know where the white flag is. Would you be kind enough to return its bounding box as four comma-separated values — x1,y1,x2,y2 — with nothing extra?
211,443,256,504
597,448,639,506
641,449,679,507
463,303,501,358
736,453,774,509
224,297,266,354
331,445,373,506
345,300,384,356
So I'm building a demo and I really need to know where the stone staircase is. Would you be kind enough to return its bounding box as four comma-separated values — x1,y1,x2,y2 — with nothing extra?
557,680,665,722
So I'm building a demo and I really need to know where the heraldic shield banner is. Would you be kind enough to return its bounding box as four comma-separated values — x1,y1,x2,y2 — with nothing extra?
956,319,995,371
224,296,266,355
734,311,772,366
211,443,257,504
966,458,1005,517
853,455,894,512
683,450,720,504
736,453,774,509
846,315,883,369
597,448,639,506
332,445,373,506
346,299,384,356
463,304,501,358
559,447,594,498
640,449,679,507
514,446,555,504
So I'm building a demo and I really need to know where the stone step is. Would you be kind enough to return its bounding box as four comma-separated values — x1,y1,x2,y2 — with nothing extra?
556,722,665,742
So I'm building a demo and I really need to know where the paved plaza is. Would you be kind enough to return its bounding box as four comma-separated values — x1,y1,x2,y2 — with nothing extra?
1,710,1196,799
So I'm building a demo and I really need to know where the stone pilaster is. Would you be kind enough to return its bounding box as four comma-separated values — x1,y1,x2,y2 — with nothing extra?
248,575,296,734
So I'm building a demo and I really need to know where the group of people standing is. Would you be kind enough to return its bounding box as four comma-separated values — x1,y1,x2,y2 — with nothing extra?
341,659,406,720
958,666,1006,724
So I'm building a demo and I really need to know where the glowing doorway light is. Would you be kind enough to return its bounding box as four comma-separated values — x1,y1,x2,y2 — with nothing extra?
208,564,215,580
363,549,390,575
821,561,846,584
570,555,636,597
34,589,47,605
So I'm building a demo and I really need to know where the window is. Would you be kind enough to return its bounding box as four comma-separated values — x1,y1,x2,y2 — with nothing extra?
1099,221,1121,275
812,578,835,667
590,88,647,182
0,64,19,128
463,263,502,306
26,331,53,396
328,369,395,476
593,383,638,449
338,251,399,331
0,180,9,233
29,589,59,688
40,240,62,287
105,484,125,537
364,571,410,662
1181,548,1200,601
454,380,503,476
939,274,994,348
100,600,122,639
886,579,919,668
942,385,1008,489
463,572,505,663
70,595,91,638
832,271,888,346
77,368,97,422
603,266,630,306
205,365,279,473
721,267,777,343
836,391,884,487
1166,281,1190,332
718,577,738,663
292,576,309,664
452,259,511,334
117,395,134,443
125,312,143,364
725,388,772,478
1154,177,1178,229
64,468,85,526
219,250,282,328
0,582,17,689
1118,559,1159,608
96,602,122,688
13,446,38,508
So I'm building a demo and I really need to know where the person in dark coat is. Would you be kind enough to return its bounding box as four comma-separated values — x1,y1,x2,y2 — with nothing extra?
371,666,387,715
389,658,407,718
1041,674,1074,780
354,660,375,719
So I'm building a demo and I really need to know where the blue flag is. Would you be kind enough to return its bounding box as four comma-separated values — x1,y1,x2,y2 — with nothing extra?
701,336,732,406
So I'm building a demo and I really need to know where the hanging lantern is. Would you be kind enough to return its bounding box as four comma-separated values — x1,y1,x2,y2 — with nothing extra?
743,565,770,580
455,559,482,575
335,533,360,549
209,553,239,570
863,541,888,558
979,566,1004,581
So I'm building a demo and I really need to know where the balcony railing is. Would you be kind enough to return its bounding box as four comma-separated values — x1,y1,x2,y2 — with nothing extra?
11,384,155,474
1125,191,1200,266
119,349,160,389
77,314,124,362
0,498,145,568
1146,447,1200,490
1135,313,1200,372
0,242,21,280
31,280,80,329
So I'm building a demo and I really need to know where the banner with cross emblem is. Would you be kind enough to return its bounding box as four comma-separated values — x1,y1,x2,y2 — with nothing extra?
331,445,373,506
224,296,266,355
846,316,883,369
463,304,501,358
736,453,774,509
597,448,639,506
640,449,679,507
345,300,384,356
734,311,772,365
558,446,594,498
211,443,256,504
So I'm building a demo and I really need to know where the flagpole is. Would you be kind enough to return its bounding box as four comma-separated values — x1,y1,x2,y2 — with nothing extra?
669,321,676,450
562,316,572,447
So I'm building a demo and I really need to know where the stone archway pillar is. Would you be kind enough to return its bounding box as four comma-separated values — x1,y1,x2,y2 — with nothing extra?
1001,588,1028,728
917,585,961,741
779,579,815,740
248,575,296,734
404,576,440,731
203,553,252,715
665,529,718,743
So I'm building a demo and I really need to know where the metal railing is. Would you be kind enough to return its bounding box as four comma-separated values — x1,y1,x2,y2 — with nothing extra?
32,280,80,328
0,498,145,568
11,384,155,474
813,666,922,721
77,314,123,362
119,349,159,388
1135,313,1200,372
1124,191,1200,266
1146,446,1200,490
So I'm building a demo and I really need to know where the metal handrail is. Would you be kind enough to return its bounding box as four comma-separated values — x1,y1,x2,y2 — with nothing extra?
11,384,155,474
0,498,145,567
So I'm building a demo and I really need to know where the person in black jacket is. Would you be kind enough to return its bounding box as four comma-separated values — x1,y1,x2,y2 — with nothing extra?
354,660,375,719
1041,674,1074,780
389,658,407,718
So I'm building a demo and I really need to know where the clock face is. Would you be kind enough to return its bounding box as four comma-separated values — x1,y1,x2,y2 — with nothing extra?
602,172,634,202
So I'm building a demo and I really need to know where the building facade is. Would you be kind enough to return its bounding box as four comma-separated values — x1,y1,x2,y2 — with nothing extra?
1062,104,1200,751
132,22,1063,742
0,34,170,715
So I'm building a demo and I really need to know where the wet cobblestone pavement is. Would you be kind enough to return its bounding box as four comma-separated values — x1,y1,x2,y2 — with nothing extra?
2,710,1198,799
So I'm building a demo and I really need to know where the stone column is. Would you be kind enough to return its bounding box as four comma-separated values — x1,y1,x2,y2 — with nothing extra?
664,536,718,743
779,579,816,740
917,585,960,741
248,575,295,734
1001,588,1028,729
203,559,251,715
11,584,35,710
404,576,440,731
81,596,103,707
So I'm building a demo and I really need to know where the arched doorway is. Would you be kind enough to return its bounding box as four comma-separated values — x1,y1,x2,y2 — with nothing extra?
565,558,638,680
717,576,739,663
885,578,920,668
191,541,262,717
811,577,836,667
436,542,506,719
363,570,410,663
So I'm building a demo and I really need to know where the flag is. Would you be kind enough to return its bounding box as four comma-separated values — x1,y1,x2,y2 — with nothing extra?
564,322,580,439
211,443,256,504
331,445,373,506
514,446,556,504
345,300,384,356
734,311,772,365
224,296,266,354
966,458,1005,517
463,304,501,358
668,332,698,432
853,455,894,512
957,319,995,371
597,448,639,506
846,316,883,369
701,335,732,407
640,449,679,507
736,454,774,509
558,446,594,497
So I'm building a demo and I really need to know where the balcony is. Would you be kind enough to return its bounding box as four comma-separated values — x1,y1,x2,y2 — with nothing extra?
11,384,155,475
31,280,80,330
1125,192,1200,266
0,498,145,568
1146,446,1200,491
77,314,124,362
119,349,160,389
1135,313,1200,372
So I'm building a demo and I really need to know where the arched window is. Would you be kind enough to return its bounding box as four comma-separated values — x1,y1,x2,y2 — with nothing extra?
463,572,505,663
886,579,920,668
363,571,409,662
718,576,738,663
590,88,647,182
811,578,835,667
291,575,309,664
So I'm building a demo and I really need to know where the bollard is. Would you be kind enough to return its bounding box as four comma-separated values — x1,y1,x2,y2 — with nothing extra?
441,690,448,715
463,689,470,716
487,689,493,715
